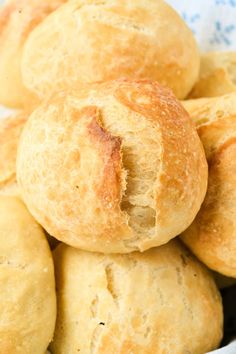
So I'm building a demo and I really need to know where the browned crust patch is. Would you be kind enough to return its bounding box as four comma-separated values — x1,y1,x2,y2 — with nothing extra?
208,136,236,168
85,106,124,209
0,3,15,34
0,1,66,43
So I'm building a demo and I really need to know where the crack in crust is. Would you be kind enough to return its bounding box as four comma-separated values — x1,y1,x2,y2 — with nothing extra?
86,106,125,209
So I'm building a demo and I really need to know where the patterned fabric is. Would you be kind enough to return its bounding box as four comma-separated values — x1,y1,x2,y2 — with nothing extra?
166,0,236,51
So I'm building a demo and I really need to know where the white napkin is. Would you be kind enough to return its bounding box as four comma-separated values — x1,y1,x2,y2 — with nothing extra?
209,341,236,354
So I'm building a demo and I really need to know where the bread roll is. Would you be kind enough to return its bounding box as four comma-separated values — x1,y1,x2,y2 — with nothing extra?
22,0,199,101
50,239,223,354
17,79,207,253
189,52,236,99
182,93,236,127
0,0,66,108
181,93,236,277
0,196,56,354
0,113,27,196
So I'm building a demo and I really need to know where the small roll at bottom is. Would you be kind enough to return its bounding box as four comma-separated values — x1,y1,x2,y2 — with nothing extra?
51,239,223,354
0,196,56,354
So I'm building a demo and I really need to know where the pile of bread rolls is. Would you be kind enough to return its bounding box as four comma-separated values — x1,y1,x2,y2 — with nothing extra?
1,0,236,353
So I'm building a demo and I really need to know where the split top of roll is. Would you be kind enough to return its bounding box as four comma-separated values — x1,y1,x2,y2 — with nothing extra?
17,79,207,253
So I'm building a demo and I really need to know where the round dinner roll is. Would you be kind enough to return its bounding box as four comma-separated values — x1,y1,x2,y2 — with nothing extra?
17,79,208,253
0,113,60,250
181,92,236,277
22,0,200,101
182,93,236,128
0,0,66,108
0,113,27,196
0,196,56,354
189,51,236,99
50,239,223,354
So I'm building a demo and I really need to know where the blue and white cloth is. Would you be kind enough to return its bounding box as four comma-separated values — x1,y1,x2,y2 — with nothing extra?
167,0,236,51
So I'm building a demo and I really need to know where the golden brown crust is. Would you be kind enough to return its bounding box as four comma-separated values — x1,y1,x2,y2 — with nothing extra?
50,239,223,354
113,80,208,249
182,93,236,127
22,0,199,101
86,107,123,208
0,0,66,108
17,79,207,253
189,51,236,99
0,113,27,196
0,196,56,354
181,93,236,277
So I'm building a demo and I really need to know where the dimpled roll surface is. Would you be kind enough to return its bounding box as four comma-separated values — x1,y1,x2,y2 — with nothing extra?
21,0,200,101
17,79,207,253
0,0,66,108
50,240,223,354
182,93,236,277
189,52,236,99
0,196,56,354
